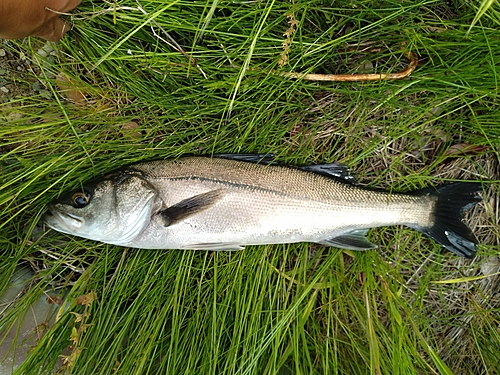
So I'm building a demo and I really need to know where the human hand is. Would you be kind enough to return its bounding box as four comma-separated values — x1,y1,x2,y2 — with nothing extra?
0,0,82,41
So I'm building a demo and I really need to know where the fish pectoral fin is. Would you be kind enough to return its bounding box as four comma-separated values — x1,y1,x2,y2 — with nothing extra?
319,229,377,250
187,243,245,251
159,189,225,227
214,153,276,165
299,163,357,184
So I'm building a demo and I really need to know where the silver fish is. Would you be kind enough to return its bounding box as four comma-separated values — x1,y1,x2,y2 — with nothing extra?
43,155,482,258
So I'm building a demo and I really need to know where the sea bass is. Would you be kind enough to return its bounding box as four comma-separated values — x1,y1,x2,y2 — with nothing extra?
43,155,482,258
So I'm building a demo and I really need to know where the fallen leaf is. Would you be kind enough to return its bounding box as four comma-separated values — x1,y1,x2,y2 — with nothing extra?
56,73,87,105
47,295,63,305
121,121,142,139
76,291,97,306
444,143,488,158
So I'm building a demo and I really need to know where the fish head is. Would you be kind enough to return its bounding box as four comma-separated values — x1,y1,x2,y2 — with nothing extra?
43,170,158,245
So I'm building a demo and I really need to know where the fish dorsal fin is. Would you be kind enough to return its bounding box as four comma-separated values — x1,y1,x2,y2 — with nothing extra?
299,163,357,184
214,153,276,165
318,229,377,250
159,189,225,227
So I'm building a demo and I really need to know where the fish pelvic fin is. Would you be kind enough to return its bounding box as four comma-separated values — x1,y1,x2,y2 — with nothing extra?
186,243,245,251
159,189,225,227
411,182,482,259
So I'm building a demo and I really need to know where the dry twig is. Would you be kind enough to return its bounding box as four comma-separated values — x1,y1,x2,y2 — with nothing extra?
278,50,418,81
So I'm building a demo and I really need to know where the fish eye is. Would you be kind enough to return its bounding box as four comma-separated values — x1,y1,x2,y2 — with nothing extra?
71,191,91,208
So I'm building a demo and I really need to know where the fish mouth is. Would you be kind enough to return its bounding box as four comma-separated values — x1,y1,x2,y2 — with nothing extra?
43,207,83,233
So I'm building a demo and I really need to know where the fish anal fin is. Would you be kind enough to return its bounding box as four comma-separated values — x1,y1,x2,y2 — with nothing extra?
318,229,377,250
187,243,245,251
299,163,357,185
159,189,224,227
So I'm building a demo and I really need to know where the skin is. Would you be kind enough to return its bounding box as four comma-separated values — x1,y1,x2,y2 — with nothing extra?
0,0,81,41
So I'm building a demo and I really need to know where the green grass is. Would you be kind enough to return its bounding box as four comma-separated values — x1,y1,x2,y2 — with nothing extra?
1,0,499,374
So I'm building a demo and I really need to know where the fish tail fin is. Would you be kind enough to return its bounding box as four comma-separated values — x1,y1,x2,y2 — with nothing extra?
412,183,482,258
